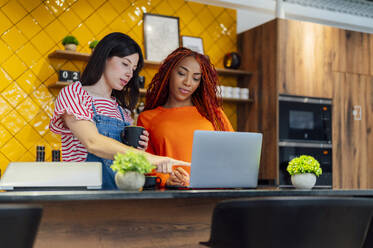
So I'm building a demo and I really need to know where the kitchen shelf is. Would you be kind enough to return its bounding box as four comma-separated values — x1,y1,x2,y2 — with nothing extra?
48,50,252,76
50,82,252,103
48,50,91,61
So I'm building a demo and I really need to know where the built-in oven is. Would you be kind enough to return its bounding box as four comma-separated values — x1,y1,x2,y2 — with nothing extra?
279,95,332,144
278,142,332,187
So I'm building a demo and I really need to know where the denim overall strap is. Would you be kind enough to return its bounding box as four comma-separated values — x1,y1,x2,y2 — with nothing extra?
86,101,130,189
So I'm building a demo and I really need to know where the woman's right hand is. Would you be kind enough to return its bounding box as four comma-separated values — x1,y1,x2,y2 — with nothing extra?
147,155,190,174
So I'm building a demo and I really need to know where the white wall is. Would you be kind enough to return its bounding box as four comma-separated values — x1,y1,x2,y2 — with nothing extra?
189,0,373,34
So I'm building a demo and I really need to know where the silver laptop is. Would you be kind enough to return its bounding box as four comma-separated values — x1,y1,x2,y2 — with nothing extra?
188,130,262,188
0,162,102,190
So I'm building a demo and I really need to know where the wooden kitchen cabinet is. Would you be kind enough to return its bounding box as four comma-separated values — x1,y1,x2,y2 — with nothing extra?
239,18,373,188
333,72,373,189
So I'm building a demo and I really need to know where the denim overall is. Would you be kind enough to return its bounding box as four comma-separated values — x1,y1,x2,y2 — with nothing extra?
86,102,130,190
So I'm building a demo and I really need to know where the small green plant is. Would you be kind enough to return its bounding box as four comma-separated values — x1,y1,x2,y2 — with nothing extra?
62,35,79,46
287,155,322,177
89,40,99,49
111,151,155,174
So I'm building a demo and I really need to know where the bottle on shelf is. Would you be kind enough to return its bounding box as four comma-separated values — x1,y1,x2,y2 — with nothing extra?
36,146,45,162
52,150,61,162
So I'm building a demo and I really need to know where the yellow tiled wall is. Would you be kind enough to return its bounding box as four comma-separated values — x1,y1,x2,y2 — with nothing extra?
0,0,237,172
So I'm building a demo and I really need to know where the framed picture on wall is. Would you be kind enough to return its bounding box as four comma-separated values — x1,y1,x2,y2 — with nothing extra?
181,35,204,54
143,13,180,62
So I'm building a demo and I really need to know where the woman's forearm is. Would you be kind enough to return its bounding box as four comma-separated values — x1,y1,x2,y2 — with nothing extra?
84,133,142,160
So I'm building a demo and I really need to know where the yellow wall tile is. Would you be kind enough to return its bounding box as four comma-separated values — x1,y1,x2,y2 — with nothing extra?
0,0,238,165
16,70,39,94
2,54,27,79
2,0,27,24
1,26,27,51
0,109,26,135
17,0,40,12
31,84,54,108
0,152,10,176
16,43,41,67
71,0,94,21
0,39,12,64
16,15,42,39
84,12,106,36
18,151,35,162
29,111,50,136
58,8,81,32
31,4,55,28
16,97,39,122
30,30,56,55
31,58,55,82
0,137,27,161
15,125,42,150
154,1,175,16
0,124,12,147
71,23,94,52
0,95,12,118
0,9,12,34
96,2,117,24
108,0,131,13
44,19,69,44
0,67,12,91
1,82,27,107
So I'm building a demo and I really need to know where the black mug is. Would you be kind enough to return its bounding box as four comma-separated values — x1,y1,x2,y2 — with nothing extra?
121,126,145,148
144,176,162,189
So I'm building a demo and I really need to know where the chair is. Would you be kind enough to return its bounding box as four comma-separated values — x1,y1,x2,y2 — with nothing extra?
200,197,373,248
0,204,43,248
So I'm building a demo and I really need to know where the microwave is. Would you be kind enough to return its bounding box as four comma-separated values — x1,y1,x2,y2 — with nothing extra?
279,95,332,143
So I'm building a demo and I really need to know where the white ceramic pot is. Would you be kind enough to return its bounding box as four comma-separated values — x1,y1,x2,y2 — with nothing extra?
64,44,77,51
115,172,145,191
291,173,316,189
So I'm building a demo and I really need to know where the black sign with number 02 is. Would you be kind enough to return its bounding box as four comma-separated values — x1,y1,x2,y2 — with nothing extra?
58,70,80,82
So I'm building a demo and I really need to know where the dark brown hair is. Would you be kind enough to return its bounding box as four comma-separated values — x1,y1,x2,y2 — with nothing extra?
80,32,144,112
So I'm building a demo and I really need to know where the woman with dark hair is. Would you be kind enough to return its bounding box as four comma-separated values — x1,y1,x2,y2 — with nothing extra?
50,33,188,189
137,47,234,187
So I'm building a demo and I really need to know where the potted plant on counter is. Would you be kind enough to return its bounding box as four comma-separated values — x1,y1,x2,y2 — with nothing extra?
287,155,322,189
89,40,99,52
62,35,79,51
111,151,155,191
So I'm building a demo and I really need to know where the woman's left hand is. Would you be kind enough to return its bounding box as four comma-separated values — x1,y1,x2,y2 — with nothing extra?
138,130,149,150
167,167,190,187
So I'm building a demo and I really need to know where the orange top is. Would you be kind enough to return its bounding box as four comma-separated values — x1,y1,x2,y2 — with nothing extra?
137,106,234,187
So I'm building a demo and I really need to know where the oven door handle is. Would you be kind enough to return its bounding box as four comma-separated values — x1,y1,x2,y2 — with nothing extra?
278,142,333,149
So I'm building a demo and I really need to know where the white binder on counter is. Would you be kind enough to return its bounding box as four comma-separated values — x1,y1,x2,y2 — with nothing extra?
0,162,102,190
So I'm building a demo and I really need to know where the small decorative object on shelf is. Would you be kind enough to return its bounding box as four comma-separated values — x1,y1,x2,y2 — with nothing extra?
62,35,79,51
138,76,145,88
52,150,61,162
111,151,155,191
58,70,80,82
36,145,45,162
287,155,322,189
217,86,250,102
181,35,204,54
89,40,99,52
223,52,241,69
143,13,180,62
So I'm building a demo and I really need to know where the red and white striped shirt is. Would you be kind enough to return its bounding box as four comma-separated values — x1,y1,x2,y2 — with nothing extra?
49,82,133,162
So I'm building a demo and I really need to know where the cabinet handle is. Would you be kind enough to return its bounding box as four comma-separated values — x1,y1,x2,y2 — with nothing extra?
352,105,362,121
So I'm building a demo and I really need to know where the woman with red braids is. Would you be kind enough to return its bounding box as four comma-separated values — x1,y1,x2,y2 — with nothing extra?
137,47,234,187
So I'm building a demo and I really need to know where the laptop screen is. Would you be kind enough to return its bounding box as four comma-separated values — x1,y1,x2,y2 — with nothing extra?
189,130,262,188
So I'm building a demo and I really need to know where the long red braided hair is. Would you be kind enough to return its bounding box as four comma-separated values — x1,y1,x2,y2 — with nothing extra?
144,47,228,131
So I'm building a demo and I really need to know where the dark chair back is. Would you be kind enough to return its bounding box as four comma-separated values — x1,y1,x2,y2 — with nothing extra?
0,204,43,248
201,197,373,248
